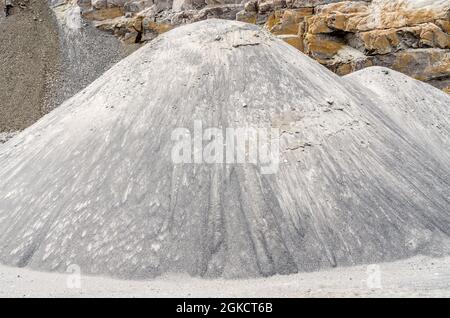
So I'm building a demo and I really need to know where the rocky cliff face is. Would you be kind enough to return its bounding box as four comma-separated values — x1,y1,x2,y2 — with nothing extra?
72,0,450,92
0,0,60,133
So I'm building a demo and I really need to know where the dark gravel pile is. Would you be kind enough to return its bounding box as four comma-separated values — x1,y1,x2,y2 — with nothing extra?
0,0,135,134
0,0,60,132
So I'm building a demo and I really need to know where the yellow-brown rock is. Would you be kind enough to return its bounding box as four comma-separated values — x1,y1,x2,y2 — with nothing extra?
82,8,124,21
304,33,344,62
305,14,332,34
381,49,449,82
277,34,303,50
297,0,450,91
266,8,314,35
316,0,449,32
144,21,174,34
356,23,450,55
436,19,450,33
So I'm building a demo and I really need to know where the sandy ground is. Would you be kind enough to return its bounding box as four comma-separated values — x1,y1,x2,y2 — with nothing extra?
0,255,448,298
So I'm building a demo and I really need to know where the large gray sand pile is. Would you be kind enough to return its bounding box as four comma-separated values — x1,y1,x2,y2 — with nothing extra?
0,20,449,279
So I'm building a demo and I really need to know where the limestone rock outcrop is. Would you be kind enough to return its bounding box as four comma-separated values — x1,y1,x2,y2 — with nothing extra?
296,0,450,91
65,0,449,91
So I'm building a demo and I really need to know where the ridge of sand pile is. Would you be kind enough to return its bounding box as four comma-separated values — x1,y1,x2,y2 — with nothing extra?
0,20,449,279
344,67,450,163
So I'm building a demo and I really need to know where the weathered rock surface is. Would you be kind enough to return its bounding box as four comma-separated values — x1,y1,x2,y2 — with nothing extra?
0,20,449,279
72,0,450,91
299,0,450,91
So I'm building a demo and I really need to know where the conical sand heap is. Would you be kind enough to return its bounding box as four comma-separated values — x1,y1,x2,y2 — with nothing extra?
0,20,449,279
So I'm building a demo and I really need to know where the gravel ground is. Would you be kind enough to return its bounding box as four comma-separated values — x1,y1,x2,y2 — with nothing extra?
0,256,449,297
